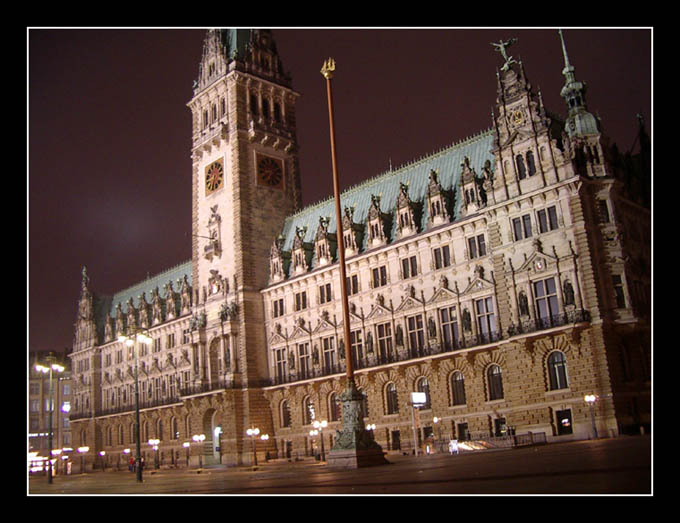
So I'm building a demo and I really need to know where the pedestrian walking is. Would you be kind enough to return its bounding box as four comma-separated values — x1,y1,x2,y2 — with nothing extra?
129,456,135,472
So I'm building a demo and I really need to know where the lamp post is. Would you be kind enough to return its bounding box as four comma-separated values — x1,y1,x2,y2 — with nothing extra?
118,328,153,482
192,434,205,468
35,353,65,483
246,427,260,466
313,420,328,461
148,439,160,469
584,394,598,439
77,446,89,474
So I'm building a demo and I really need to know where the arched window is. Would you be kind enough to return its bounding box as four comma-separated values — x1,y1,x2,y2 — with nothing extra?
280,399,291,428
487,364,504,401
527,150,536,176
303,396,315,425
171,417,179,440
450,371,466,406
416,377,431,409
385,382,399,414
516,154,527,179
547,351,569,390
157,419,164,441
328,393,340,422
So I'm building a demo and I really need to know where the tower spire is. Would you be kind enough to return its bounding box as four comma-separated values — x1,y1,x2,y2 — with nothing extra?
558,29,599,138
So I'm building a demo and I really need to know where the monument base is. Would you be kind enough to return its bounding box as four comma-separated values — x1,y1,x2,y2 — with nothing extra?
326,381,390,469
327,447,389,469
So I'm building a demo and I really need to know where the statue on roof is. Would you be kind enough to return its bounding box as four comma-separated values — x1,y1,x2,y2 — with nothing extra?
491,37,518,71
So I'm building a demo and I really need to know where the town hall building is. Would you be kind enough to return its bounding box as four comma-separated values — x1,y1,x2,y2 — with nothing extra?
69,29,650,470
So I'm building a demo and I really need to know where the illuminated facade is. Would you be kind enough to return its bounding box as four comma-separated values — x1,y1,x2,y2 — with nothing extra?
69,29,650,469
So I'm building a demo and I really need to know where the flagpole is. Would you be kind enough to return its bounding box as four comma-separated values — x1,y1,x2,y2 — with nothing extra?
321,58,387,468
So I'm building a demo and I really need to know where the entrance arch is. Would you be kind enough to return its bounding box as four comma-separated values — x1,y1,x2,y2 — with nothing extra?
202,408,222,465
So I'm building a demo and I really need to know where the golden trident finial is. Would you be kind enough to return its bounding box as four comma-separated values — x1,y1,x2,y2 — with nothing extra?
321,58,336,79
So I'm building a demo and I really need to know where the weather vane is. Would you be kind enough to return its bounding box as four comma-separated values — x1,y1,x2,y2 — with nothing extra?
491,37,518,71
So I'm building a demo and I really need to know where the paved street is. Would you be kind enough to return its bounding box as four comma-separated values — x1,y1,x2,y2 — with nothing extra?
28,435,651,495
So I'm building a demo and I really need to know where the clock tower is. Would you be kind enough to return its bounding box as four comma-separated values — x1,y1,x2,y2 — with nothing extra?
187,29,301,462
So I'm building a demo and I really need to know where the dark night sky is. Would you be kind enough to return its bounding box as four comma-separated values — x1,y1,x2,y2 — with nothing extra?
27,27,651,354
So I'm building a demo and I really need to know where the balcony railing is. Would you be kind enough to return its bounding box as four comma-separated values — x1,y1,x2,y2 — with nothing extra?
265,309,589,387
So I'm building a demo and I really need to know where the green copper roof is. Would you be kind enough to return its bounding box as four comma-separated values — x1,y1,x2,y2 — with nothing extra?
219,29,252,60
279,129,495,261
110,260,192,315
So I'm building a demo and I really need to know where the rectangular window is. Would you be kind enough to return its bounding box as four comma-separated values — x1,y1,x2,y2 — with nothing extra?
322,336,336,373
537,206,559,233
468,234,486,259
319,282,332,304
273,298,285,318
439,306,459,350
598,200,610,223
167,333,175,349
274,348,287,381
350,330,363,366
401,255,418,279
407,314,425,355
372,265,387,288
376,322,393,362
433,245,451,270
534,277,559,324
294,291,308,311
512,214,533,241
613,275,626,308
297,342,311,379
475,297,497,341
346,274,359,295
182,328,191,344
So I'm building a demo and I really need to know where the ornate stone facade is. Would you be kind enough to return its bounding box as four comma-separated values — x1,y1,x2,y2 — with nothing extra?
69,30,650,471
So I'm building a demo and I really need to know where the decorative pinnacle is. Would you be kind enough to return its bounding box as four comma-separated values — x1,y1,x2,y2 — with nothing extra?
321,57,336,79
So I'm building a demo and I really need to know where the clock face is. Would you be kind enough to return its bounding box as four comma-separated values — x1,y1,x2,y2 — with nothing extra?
257,155,284,189
205,160,224,194
509,109,524,127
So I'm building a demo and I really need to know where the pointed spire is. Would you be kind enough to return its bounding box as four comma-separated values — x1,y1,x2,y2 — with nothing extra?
558,29,599,138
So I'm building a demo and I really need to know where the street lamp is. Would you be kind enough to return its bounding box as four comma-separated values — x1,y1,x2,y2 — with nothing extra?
192,434,206,468
148,439,160,469
584,394,598,439
77,446,89,474
118,328,153,482
246,427,260,466
313,420,328,461
35,353,65,483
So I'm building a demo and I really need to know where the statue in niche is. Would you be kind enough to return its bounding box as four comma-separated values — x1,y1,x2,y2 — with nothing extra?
288,351,295,370
462,309,472,332
395,325,404,346
366,332,374,354
338,339,345,359
518,291,530,317
312,345,320,365
428,317,437,338
563,281,575,307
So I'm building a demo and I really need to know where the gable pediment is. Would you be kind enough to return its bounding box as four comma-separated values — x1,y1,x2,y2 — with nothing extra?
514,244,558,275
429,285,458,305
366,303,392,322
312,318,336,335
268,330,287,346
395,294,423,314
460,276,494,296
289,324,311,340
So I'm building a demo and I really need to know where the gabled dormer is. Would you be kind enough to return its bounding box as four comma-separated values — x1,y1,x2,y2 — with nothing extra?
341,206,362,256
396,183,417,238
458,157,483,217
314,216,336,267
269,236,288,283
291,226,311,275
367,195,389,248
426,170,450,228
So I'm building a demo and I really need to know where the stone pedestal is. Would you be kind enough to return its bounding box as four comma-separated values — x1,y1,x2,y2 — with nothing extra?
327,381,389,469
